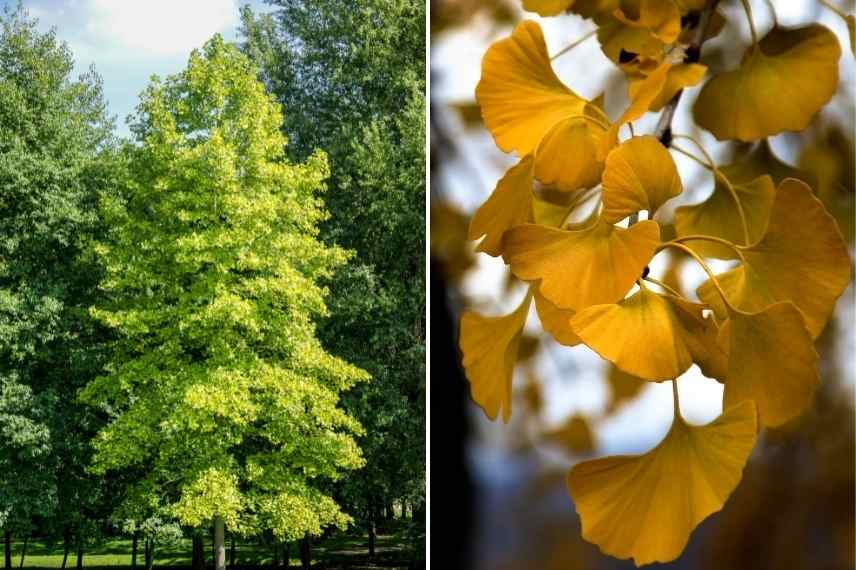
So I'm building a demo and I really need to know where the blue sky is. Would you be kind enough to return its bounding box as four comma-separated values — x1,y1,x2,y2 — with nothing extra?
4,0,274,136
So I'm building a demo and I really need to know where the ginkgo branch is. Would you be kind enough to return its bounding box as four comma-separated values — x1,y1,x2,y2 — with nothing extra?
643,276,683,298
670,235,747,263
670,144,713,170
671,379,682,420
659,241,737,312
740,0,759,45
551,29,597,61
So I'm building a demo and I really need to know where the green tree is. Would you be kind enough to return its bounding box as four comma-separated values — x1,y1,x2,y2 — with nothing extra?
241,1,426,554
80,36,368,570
0,6,115,567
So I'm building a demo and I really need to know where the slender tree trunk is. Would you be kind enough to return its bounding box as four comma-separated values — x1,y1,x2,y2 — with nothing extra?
298,537,310,570
281,542,289,569
368,497,377,559
61,535,70,570
192,535,205,570
75,544,83,570
131,534,138,570
272,541,279,568
5,530,11,570
229,534,235,568
18,536,27,568
213,517,226,570
145,539,155,570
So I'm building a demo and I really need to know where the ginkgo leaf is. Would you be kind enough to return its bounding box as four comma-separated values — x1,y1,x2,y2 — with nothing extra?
697,178,850,338
719,139,816,188
718,301,819,427
523,0,574,17
573,0,620,19
605,365,646,412
693,24,841,141
674,171,775,258
534,108,607,192
532,196,572,228
534,288,581,346
643,63,707,111
599,61,671,158
613,0,682,43
596,13,666,73
459,292,533,422
567,400,758,566
468,156,535,256
570,287,716,380
476,20,591,156
503,219,661,311
544,414,595,454
601,135,682,223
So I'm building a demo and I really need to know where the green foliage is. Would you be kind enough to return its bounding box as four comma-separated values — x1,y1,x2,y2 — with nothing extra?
240,0,426,531
82,36,367,540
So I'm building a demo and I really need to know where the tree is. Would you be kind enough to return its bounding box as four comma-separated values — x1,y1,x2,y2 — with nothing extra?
80,36,368,570
240,1,426,554
0,6,115,566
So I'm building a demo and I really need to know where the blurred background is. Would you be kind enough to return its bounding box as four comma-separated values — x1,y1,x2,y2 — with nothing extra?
429,0,855,568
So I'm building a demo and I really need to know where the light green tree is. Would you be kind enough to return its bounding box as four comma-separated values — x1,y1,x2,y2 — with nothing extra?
81,36,368,569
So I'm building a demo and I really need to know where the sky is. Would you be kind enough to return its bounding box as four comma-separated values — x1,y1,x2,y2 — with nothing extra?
3,0,275,136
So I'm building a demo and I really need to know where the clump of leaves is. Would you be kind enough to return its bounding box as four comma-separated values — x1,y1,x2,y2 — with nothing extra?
460,1,851,566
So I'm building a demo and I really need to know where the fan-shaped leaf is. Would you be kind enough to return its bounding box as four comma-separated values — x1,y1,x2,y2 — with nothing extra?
468,156,535,256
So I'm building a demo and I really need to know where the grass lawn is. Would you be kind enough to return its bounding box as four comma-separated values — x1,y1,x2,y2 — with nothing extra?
6,523,417,569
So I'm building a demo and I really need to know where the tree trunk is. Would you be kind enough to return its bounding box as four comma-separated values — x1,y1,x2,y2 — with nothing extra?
61,535,70,569
192,535,205,570
229,534,235,568
5,530,11,570
368,498,377,559
145,539,155,570
213,517,226,570
131,534,138,570
298,537,310,570
272,541,279,568
76,544,83,570
18,537,27,569
281,542,289,569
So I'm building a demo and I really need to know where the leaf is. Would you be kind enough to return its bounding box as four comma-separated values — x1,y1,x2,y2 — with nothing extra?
642,63,707,111
599,61,671,158
693,24,841,141
570,287,716,380
567,400,758,565
674,171,775,258
503,219,660,311
601,135,682,223
534,108,607,192
605,365,646,411
468,156,535,256
476,20,591,156
718,301,819,427
596,13,666,73
523,0,575,17
459,292,533,422
697,178,851,338
719,139,816,188
613,0,682,43
544,414,595,454
534,288,581,346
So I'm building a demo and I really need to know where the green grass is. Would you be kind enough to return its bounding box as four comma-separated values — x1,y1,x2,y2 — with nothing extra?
5,525,414,569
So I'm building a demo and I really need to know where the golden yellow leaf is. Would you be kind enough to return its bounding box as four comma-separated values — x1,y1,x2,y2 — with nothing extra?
599,61,671,158
720,140,816,188
717,301,819,427
674,171,775,258
468,156,534,256
601,135,682,223
573,0,619,19
534,288,581,346
503,219,661,311
570,287,716,380
643,63,707,111
568,400,758,565
476,20,590,156
532,196,572,228
697,178,851,338
693,24,841,141
605,365,646,411
459,292,533,422
544,415,595,454
523,0,575,17
596,15,666,74
534,108,607,192
613,0,682,43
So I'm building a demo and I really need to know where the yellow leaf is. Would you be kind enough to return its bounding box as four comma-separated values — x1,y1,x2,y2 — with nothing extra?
601,135,682,223
570,287,716,380
532,196,572,228
534,288,581,346
468,156,535,256
718,301,819,427
719,139,816,188
534,108,607,192
476,20,591,156
613,0,682,43
522,0,575,17
568,400,758,565
503,219,660,311
642,63,707,111
544,415,595,454
596,14,666,73
459,292,533,422
605,365,646,411
674,171,775,258
693,24,841,141
697,178,851,338
599,61,671,158
573,0,619,19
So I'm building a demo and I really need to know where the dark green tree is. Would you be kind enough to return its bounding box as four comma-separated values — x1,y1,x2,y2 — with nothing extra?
240,2,426,556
